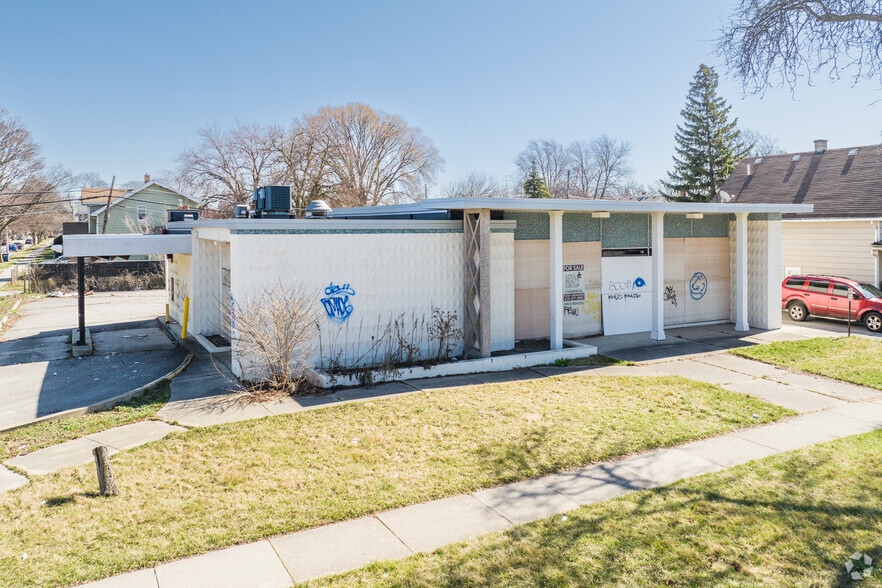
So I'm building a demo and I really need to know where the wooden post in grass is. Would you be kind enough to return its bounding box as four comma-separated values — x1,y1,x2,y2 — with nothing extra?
92,445,118,496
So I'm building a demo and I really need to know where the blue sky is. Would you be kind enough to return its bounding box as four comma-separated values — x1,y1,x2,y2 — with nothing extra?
1,0,880,192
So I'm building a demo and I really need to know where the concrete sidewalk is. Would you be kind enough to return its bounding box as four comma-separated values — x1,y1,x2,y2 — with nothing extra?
4,321,875,491
80,394,882,588
4,319,879,585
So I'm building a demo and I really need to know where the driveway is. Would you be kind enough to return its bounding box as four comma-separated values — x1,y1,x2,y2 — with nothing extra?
0,290,186,430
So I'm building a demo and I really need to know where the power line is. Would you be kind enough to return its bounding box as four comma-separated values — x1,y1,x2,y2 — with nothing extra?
0,194,212,211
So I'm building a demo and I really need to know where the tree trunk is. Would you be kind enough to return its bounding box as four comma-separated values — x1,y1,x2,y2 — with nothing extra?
93,445,119,496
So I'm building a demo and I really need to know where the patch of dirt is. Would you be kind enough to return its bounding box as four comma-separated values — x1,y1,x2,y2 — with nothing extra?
205,334,231,348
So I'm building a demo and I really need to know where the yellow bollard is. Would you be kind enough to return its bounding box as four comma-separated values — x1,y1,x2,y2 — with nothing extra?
182,297,189,340
165,303,170,324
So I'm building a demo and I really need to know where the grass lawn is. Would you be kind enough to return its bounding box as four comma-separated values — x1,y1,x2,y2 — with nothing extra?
0,382,171,462
0,375,791,587
0,239,51,270
0,293,25,334
734,337,882,390
311,430,882,587
551,354,634,368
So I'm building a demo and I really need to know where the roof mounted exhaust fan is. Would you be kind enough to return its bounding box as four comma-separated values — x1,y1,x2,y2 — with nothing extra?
305,200,332,218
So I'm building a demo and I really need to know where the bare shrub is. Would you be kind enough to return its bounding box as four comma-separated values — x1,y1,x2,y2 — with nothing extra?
225,282,320,397
32,269,165,293
317,305,463,384
428,307,462,362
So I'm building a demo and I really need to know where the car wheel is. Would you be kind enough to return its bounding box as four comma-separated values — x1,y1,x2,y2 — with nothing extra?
864,312,882,333
788,301,809,322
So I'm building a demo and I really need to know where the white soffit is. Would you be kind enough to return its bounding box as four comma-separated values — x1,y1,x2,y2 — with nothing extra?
63,234,192,257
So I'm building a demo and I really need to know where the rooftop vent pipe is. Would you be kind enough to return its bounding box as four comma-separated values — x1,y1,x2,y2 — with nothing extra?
305,200,332,218
814,139,828,153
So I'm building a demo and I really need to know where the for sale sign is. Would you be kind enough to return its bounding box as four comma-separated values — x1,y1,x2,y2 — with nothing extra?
563,264,585,308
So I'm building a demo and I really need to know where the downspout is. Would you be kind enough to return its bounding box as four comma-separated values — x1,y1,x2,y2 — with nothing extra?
873,220,882,288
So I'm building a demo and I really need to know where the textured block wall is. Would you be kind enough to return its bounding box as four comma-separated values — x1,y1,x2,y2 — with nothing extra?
191,235,224,336
728,220,782,330
166,253,192,329
227,229,515,378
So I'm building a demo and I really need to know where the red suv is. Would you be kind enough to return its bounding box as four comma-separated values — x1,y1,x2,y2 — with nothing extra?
782,275,882,332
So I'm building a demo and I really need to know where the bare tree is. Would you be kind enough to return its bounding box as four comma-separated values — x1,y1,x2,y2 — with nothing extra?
566,135,633,199
0,115,69,237
741,128,786,156
176,122,276,211
717,0,882,93
4,167,71,241
266,116,333,214
566,140,596,199
443,172,506,198
514,140,570,197
315,103,443,207
71,172,107,189
0,109,54,233
588,135,633,199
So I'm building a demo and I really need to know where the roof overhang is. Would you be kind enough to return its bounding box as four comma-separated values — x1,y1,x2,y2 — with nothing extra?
329,197,813,217
63,234,192,257
417,197,813,214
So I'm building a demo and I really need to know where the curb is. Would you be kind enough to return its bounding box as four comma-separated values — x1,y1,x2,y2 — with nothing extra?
0,297,23,332
0,352,194,434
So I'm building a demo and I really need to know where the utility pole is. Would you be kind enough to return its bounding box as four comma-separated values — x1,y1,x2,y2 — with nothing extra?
100,175,116,234
566,170,570,199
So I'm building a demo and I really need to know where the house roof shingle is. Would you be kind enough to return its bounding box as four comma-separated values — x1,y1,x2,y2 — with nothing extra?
717,143,882,219
80,188,129,205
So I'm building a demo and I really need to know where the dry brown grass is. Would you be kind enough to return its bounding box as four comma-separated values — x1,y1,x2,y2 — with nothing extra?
0,375,792,587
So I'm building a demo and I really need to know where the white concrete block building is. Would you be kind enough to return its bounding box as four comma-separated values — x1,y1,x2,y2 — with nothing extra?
157,198,809,382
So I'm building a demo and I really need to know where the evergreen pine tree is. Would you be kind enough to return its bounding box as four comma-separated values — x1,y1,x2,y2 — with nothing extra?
661,64,750,202
522,162,551,198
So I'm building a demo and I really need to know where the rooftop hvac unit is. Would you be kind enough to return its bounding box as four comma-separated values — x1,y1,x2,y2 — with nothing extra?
168,209,199,222
252,185,292,218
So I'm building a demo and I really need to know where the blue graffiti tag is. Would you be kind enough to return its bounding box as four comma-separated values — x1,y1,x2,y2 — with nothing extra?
321,282,356,323
689,272,708,300
633,277,646,289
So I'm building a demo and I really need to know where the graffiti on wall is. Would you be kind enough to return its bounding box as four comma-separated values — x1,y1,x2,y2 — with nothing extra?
664,285,678,307
321,282,356,323
608,277,646,292
582,291,601,320
689,272,708,300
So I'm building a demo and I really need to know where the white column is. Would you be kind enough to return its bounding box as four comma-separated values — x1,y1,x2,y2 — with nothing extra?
549,211,563,350
874,250,880,289
650,212,665,341
735,212,749,331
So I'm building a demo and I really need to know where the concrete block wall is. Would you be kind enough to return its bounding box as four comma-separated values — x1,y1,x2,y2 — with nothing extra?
728,218,783,330
191,234,224,337
748,219,783,329
166,253,193,331
226,226,515,379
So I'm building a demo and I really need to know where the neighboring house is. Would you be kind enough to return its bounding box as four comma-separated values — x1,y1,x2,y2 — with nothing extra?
718,140,882,288
81,176,198,234
78,187,128,226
